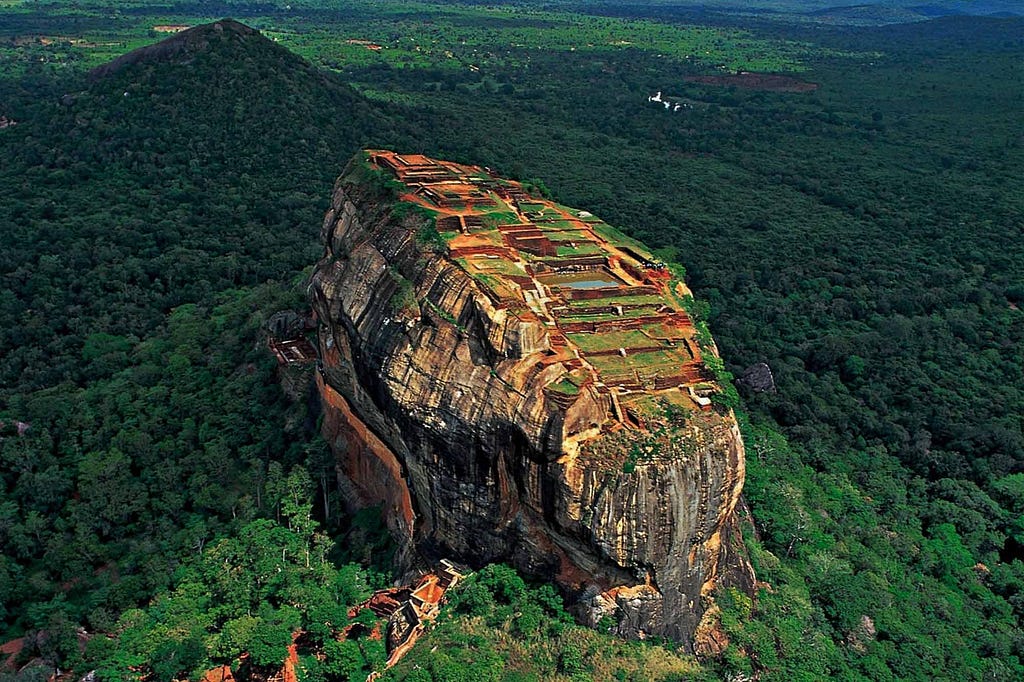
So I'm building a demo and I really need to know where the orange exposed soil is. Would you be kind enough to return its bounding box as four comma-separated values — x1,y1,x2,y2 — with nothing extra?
282,641,299,682
346,39,383,50
1,638,24,672
201,665,236,682
685,72,818,92
412,578,444,606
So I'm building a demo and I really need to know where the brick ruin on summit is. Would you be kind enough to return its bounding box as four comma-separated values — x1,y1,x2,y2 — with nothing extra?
369,151,717,422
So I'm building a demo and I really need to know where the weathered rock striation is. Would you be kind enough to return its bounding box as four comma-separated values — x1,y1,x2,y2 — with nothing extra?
309,151,754,647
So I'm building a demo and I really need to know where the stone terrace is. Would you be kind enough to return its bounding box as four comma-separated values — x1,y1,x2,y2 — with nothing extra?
366,150,716,418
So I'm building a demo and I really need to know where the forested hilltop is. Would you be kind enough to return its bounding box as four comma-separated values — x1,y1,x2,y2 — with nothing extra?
1,2,1022,680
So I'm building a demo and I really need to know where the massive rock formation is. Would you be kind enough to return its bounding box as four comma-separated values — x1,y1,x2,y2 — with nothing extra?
308,151,754,647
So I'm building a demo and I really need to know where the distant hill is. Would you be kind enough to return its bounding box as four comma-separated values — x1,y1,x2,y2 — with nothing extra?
767,0,1018,13
80,17,399,164
88,18,271,79
1,17,411,392
594,0,1021,22
0,16,421,655
805,1,1020,23
806,3,934,24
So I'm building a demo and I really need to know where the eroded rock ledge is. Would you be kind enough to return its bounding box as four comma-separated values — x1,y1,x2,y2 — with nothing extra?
309,151,754,648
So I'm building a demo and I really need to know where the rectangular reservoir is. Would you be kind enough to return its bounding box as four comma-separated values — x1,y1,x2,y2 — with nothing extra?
541,269,623,290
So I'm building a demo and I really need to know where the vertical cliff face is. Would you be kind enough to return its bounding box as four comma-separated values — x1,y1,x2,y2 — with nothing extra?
309,151,754,647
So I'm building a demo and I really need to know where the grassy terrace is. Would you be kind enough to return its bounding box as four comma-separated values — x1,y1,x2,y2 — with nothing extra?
538,227,589,239
566,330,658,353
474,274,521,302
545,368,591,396
663,282,694,311
558,306,670,324
589,348,693,377
516,202,548,212
564,307,666,318
547,376,581,396
456,256,528,278
555,242,604,257
643,322,690,340
479,210,520,228
538,219,582,229
560,313,639,325
455,229,505,246
522,207,565,220
564,294,667,308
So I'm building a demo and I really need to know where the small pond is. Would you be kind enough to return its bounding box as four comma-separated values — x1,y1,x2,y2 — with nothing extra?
542,270,622,290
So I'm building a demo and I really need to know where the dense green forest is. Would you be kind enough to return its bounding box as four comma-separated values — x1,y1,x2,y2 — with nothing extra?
1,1,1023,680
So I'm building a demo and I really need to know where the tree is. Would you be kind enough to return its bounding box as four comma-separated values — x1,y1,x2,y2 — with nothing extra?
322,639,365,680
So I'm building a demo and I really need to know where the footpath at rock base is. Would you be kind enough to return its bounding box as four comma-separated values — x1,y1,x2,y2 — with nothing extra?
309,151,755,648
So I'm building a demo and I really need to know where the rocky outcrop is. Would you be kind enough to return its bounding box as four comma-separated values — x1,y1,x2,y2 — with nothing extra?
738,362,777,394
308,152,754,648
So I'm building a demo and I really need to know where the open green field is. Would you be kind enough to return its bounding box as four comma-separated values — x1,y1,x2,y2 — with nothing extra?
0,0,870,80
